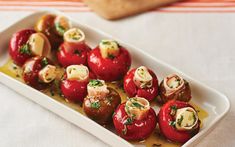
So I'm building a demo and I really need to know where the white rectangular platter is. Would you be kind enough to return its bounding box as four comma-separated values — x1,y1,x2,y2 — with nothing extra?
0,10,230,147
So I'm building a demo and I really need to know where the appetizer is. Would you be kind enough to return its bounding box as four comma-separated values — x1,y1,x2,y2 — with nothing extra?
57,28,91,67
5,13,207,146
124,66,158,101
158,100,200,143
22,56,56,90
9,29,51,66
60,64,91,103
35,14,71,50
159,74,191,103
83,79,121,124
88,40,131,81
113,97,157,140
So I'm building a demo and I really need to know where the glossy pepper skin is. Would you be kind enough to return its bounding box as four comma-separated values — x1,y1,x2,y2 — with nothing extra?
57,42,91,67
60,71,96,103
159,80,191,104
123,68,158,102
87,46,131,81
158,100,200,143
22,56,54,90
9,29,36,66
83,88,121,124
113,103,157,141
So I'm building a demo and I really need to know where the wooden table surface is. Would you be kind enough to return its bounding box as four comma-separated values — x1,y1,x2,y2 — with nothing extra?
1,1,235,17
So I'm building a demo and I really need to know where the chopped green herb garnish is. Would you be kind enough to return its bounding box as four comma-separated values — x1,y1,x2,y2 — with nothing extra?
88,80,103,87
91,101,101,109
72,35,80,40
68,30,82,40
124,117,133,125
55,22,66,35
170,105,177,115
132,102,144,109
170,105,177,111
101,40,111,45
177,115,184,126
169,121,176,127
108,54,115,59
131,114,136,119
19,43,31,55
114,41,120,47
41,57,49,67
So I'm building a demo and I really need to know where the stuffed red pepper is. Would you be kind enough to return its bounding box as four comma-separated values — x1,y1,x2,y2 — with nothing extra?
158,100,200,143
124,66,158,101
22,56,56,90
60,64,93,103
113,97,157,140
9,29,51,66
57,28,91,67
88,39,131,81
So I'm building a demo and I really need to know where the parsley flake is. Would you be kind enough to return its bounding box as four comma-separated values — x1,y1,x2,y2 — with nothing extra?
169,121,176,127
108,54,115,59
19,43,31,55
55,23,66,35
88,80,103,87
132,102,144,109
91,101,101,109
124,117,133,125
41,57,49,67
177,115,184,126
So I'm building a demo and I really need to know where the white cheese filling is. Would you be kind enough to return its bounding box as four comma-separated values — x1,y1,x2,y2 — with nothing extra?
99,39,120,58
87,79,109,99
163,74,184,96
28,33,51,57
125,97,150,120
133,66,153,88
38,65,56,83
66,65,89,81
54,15,72,36
175,107,198,131
64,28,85,43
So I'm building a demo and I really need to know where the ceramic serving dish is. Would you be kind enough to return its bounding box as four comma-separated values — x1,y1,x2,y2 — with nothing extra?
0,10,230,147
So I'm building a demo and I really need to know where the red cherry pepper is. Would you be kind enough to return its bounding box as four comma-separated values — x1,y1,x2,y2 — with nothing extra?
60,70,95,103
158,100,200,143
22,56,54,90
123,68,158,101
9,29,36,66
88,46,131,81
57,42,91,67
113,103,157,141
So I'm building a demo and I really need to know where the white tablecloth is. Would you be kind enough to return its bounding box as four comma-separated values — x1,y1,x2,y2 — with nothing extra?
0,11,235,147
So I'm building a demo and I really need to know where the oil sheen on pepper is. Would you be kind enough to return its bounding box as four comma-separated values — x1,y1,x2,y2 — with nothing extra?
0,59,208,147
